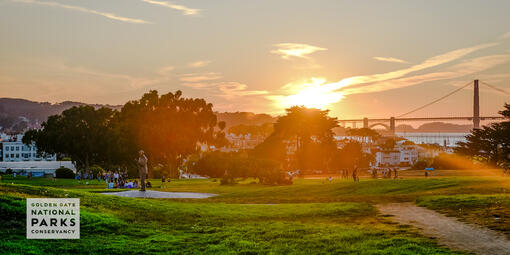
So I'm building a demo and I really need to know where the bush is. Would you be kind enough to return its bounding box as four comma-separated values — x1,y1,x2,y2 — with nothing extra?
89,165,105,176
255,158,292,185
193,151,292,185
411,160,428,170
55,167,75,179
5,168,13,175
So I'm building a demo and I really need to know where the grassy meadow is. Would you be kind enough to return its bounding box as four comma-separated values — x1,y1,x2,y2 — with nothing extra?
2,170,510,254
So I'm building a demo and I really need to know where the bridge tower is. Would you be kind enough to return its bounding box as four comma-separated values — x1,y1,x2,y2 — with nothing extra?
390,117,395,134
363,118,368,128
473,79,480,129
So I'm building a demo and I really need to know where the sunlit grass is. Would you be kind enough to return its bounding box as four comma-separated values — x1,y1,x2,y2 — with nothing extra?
0,184,460,254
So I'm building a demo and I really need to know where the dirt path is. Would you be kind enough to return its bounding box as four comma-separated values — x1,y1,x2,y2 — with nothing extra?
377,203,510,255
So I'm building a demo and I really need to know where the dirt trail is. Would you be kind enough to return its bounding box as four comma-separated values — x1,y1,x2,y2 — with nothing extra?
377,203,510,255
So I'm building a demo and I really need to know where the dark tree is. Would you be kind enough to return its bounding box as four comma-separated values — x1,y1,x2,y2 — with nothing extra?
23,106,115,171
456,103,510,167
118,90,226,177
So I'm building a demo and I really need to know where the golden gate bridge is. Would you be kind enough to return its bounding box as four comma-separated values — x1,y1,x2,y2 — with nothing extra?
338,80,509,134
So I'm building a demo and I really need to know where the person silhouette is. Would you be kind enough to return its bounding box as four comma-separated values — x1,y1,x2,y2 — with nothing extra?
138,150,148,191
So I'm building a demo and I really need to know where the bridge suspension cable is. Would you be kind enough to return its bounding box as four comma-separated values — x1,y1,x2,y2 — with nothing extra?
397,81,473,118
480,81,510,96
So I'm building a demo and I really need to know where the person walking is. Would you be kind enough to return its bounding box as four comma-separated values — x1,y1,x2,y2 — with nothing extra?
138,150,148,191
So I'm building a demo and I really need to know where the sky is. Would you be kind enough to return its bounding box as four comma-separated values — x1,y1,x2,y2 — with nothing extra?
1,0,510,119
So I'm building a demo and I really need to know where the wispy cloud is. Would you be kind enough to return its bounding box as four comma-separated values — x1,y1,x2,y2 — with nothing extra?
182,81,268,98
141,0,200,16
373,56,409,64
217,82,268,98
271,43,327,60
179,72,268,99
342,54,510,95
319,42,498,92
268,42,504,111
179,72,222,82
157,65,174,75
501,32,510,39
12,0,151,24
188,60,211,68
0,59,168,104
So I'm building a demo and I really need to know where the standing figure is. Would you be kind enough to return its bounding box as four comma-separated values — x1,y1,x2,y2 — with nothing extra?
352,167,359,182
138,150,148,191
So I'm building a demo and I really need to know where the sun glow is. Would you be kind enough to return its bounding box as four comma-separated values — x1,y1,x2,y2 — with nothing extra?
278,78,345,109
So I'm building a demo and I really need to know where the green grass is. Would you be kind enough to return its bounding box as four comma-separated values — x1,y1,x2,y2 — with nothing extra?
155,177,510,204
4,175,510,254
1,175,107,189
0,183,462,254
5,175,510,203
417,194,510,238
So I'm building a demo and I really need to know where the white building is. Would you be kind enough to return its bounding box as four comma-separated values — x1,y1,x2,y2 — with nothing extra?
396,144,419,166
225,133,265,150
1,134,56,162
375,150,401,167
0,161,76,177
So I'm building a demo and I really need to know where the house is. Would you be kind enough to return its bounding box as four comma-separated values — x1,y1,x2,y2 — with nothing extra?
374,150,401,167
395,142,419,166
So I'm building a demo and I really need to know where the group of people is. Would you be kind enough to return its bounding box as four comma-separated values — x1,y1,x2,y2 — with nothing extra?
371,168,398,179
73,150,149,191
338,168,360,182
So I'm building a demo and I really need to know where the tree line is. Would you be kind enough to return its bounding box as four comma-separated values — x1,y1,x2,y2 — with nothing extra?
23,90,227,177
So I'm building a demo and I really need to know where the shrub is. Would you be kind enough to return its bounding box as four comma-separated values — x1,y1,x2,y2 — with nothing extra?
5,168,13,175
411,160,428,170
89,165,105,176
55,167,75,179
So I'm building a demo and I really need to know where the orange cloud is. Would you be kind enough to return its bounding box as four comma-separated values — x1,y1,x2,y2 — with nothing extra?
271,43,327,59
373,56,409,64
179,72,222,82
188,60,211,68
141,0,200,16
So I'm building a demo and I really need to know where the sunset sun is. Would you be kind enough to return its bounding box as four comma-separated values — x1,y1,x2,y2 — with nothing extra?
279,78,345,109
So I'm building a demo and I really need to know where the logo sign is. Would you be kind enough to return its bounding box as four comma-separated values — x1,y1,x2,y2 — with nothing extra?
26,198,80,239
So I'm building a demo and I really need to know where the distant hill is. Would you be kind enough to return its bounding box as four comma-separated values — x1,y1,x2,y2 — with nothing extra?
0,98,121,133
396,122,472,133
0,98,277,134
216,112,277,130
